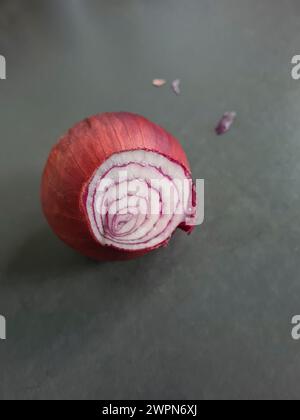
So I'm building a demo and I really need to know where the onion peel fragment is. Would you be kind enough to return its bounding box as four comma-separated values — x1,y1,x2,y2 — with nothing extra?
152,79,166,87
215,111,237,135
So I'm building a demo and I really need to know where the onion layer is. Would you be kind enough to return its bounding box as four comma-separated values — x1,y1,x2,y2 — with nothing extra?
41,112,196,260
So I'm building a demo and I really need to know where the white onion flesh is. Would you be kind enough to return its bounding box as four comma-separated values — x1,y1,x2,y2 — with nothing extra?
86,150,194,251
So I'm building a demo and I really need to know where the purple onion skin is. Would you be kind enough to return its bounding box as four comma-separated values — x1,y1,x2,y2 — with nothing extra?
172,79,181,95
215,112,236,135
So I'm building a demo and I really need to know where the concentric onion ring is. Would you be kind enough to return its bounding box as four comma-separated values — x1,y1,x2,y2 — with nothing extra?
86,150,194,251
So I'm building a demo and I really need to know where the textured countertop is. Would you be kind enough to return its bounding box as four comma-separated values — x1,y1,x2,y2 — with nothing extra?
0,0,300,400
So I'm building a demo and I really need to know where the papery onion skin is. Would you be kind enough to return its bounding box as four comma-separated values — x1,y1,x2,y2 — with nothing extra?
41,112,196,260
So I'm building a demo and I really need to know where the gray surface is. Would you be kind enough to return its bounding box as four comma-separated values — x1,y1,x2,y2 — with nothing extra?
0,0,300,400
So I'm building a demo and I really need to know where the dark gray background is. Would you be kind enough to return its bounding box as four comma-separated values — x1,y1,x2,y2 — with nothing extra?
0,0,300,400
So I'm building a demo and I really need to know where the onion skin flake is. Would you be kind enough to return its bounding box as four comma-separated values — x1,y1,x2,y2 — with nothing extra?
152,79,166,87
171,79,181,95
215,112,237,135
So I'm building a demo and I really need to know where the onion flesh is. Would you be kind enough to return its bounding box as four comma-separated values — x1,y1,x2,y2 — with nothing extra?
86,150,194,251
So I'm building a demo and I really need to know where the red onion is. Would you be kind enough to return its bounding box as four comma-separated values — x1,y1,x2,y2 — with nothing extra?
41,112,196,260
